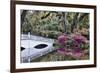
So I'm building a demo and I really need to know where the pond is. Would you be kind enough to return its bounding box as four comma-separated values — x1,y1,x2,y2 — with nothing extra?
34,44,48,49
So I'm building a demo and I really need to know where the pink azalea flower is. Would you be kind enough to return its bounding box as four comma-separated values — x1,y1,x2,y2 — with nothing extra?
71,48,82,59
74,48,82,53
57,48,65,51
58,35,67,45
73,34,82,43
57,48,66,56
72,34,87,43
65,51,73,56
72,52,82,59
57,48,73,56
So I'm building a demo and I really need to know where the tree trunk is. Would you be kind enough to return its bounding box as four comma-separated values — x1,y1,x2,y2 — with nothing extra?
62,12,67,33
21,10,27,25
71,13,79,33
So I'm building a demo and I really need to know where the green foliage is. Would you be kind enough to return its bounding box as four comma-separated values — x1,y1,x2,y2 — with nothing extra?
21,10,89,39
80,43,89,50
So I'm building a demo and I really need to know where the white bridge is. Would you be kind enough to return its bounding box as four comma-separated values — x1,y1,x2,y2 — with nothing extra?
21,34,55,63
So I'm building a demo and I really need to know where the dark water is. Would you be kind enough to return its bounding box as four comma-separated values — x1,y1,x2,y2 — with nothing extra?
34,44,48,49
21,47,25,51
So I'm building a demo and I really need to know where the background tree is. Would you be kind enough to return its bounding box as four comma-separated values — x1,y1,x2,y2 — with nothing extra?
21,10,89,39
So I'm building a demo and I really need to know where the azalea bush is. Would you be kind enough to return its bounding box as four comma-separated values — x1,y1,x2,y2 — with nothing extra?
55,33,89,60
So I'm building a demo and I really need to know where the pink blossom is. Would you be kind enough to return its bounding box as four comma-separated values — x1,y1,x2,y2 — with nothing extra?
65,51,73,56
57,48,66,56
71,48,82,59
71,52,82,59
57,48,73,56
57,48,65,52
72,34,87,43
58,35,67,44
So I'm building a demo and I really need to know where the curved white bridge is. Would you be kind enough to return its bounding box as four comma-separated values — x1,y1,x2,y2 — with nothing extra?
21,34,55,63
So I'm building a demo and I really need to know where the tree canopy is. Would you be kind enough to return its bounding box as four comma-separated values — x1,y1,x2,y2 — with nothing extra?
21,10,89,39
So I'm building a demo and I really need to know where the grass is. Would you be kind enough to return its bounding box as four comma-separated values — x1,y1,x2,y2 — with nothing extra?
31,50,89,62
